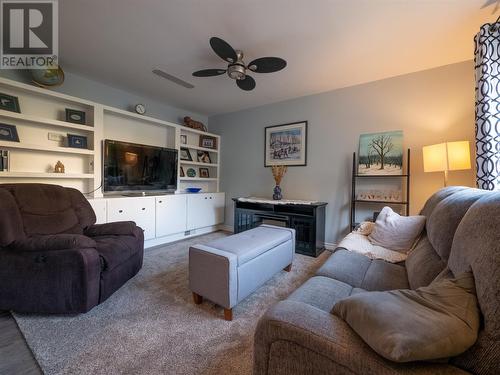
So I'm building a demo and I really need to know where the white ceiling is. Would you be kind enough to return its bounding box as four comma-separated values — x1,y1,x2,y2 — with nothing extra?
60,0,498,116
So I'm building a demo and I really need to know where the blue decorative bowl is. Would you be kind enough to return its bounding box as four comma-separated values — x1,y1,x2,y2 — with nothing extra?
185,187,202,193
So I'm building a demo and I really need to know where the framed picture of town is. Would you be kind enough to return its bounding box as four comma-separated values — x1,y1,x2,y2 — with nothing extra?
357,130,404,175
265,121,307,167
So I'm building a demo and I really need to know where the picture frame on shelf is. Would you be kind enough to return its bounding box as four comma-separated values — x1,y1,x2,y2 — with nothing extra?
180,147,192,161
265,121,307,167
197,150,211,164
199,167,210,178
65,108,86,125
357,130,403,175
180,134,187,144
199,135,217,149
186,167,196,178
67,134,88,149
0,123,20,142
0,150,10,171
180,166,185,177
0,93,20,113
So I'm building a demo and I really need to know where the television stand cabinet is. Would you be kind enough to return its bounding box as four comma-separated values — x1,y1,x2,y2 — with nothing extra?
232,198,327,257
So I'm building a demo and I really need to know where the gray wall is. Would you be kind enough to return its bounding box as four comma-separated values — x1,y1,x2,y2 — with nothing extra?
209,61,476,245
0,70,208,126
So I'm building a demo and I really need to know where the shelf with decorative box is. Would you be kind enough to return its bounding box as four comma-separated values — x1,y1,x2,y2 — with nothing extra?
0,77,96,191
179,126,220,193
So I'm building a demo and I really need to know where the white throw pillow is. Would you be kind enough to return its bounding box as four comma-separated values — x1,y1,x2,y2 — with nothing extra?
368,206,425,253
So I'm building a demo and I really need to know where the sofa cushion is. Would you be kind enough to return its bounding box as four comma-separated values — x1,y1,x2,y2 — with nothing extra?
316,249,408,291
405,234,447,289
419,186,468,217
287,276,362,312
2,184,82,235
426,188,486,261
361,259,409,291
95,234,142,272
447,192,500,375
368,206,426,253
67,187,96,229
206,225,292,266
333,272,480,363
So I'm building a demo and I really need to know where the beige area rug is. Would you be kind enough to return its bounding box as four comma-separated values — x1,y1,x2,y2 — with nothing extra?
14,231,330,375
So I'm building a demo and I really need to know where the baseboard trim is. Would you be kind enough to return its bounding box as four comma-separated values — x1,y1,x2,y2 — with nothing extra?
324,242,337,251
218,224,234,233
144,226,220,249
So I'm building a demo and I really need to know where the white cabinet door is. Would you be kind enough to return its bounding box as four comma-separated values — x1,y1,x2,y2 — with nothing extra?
186,194,208,230
107,197,156,240
212,193,225,225
156,195,187,237
88,199,107,224
187,193,225,230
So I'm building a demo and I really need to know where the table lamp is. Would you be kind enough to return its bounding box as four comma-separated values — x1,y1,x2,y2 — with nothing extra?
422,141,471,186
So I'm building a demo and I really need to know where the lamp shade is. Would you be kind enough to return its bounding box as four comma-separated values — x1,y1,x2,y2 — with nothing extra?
423,143,447,172
447,141,471,171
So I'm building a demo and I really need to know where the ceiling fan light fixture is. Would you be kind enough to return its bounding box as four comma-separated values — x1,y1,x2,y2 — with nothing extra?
194,37,287,91
227,64,246,80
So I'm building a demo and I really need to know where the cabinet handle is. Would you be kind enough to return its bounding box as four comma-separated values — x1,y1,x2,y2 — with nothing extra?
210,197,212,199
158,201,162,203
119,210,123,213
142,207,146,211
205,197,208,199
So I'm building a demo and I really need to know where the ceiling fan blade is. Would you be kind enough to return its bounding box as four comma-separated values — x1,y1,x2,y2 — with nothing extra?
247,57,287,73
192,69,227,77
481,0,498,8
209,37,238,63
236,75,256,91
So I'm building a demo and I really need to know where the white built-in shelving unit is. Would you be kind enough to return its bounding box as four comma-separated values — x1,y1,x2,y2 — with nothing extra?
0,77,221,197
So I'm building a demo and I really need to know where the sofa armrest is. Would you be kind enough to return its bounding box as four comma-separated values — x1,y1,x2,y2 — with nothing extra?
84,221,140,237
0,247,101,313
254,300,469,375
10,234,96,252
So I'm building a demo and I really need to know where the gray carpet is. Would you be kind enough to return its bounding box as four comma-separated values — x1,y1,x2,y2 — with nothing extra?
14,231,330,375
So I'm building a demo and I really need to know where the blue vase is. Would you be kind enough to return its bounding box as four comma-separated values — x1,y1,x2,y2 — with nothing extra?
273,185,282,200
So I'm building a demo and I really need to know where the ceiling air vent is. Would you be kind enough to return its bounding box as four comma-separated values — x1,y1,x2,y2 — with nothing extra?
152,69,194,89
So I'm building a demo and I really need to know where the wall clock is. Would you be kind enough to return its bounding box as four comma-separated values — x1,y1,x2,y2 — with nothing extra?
135,104,146,115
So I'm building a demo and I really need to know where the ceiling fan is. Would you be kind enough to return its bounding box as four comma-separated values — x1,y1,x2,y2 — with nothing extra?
482,0,500,13
192,37,287,91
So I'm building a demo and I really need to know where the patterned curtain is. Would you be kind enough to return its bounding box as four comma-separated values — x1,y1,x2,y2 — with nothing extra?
475,21,500,190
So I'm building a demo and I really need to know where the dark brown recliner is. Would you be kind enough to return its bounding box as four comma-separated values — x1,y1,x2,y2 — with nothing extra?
0,183,144,313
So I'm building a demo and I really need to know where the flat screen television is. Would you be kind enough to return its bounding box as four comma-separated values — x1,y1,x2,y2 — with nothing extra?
103,139,178,193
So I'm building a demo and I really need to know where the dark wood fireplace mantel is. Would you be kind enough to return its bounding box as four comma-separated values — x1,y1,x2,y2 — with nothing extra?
232,198,327,257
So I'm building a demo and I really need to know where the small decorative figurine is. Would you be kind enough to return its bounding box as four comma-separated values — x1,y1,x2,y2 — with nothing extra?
54,161,65,173
183,116,207,132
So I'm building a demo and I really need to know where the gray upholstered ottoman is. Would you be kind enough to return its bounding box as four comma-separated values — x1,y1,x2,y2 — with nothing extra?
189,225,295,320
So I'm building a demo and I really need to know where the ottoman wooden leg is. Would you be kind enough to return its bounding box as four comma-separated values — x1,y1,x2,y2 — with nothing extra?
283,264,292,272
224,308,233,321
192,292,203,305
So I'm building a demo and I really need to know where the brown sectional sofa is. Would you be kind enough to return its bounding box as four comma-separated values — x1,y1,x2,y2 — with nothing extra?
254,187,500,374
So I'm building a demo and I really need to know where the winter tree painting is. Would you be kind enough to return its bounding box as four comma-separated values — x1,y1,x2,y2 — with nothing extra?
358,131,403,175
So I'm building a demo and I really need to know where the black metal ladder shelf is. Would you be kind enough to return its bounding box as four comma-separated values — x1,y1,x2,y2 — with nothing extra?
350,148,411,230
